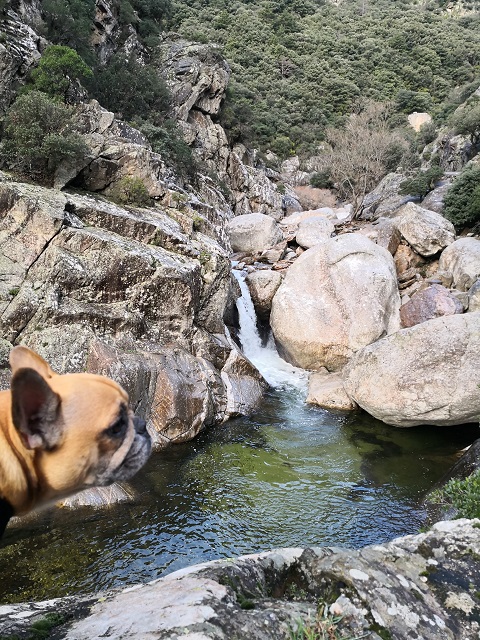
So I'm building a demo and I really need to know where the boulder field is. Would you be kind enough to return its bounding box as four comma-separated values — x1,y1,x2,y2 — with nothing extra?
228,196,480,428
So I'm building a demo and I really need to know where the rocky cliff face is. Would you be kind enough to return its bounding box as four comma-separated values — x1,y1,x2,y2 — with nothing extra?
0,172,267,452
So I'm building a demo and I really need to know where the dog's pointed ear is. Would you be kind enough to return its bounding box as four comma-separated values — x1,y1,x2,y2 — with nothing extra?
9,346,56,380
11,369,62,450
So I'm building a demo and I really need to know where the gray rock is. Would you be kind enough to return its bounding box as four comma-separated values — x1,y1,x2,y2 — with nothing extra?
439,237,480,291
228,213,283,254
3,519,479,640
295,216,335,249
245,269,283,321
306,370,357,411
271,234,401,371
392,202,456,257
344,312,480,427
361,172,414,220
421,180,452,214
468,278,480,312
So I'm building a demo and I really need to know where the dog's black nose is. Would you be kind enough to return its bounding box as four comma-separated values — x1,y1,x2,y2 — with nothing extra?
133,416,147,434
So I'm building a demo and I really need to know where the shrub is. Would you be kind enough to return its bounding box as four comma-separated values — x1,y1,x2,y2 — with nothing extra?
0,91,88,182
88,54,171,122
443,164,480,227
110,176,152,207
310,169,333,189
135,118,198,179
27,45,92,102
399,165,443,198
431,470,480,520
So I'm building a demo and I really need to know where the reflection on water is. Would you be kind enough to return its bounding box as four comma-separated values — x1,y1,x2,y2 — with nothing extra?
0,387,478,604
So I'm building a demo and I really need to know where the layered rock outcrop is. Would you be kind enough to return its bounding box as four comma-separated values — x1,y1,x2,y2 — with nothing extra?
0,175,266,452
270,234,401,371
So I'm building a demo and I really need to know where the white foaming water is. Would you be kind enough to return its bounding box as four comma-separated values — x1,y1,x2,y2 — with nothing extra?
232,268,309,392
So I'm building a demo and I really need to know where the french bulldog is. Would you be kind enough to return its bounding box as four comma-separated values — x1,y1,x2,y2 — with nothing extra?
0,346,151,536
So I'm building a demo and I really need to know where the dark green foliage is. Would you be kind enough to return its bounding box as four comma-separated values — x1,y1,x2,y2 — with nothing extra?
450,97,480,145
168,0,480,154
110,176,152,207
0,91,88,182
27,45,92,101
431,470,480,519
399,165,443,198
443,164,480,227
88,54,170,122
41,0,96,62
310,169,332,189
135,118,198,179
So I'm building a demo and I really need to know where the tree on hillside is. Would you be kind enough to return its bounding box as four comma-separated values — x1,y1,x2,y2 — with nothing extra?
0,91,88,182
320,101,409,214
27,45,92,102
450,98,480,147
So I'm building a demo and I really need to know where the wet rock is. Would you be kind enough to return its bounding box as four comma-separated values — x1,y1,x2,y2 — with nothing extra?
306,370,357,411
270,234,400,371
400,284,464,328
344,312,480,426
221,348,268,419
4,519,479,640
228,213,283,254
392,202,456,257
245,270,283,322
439,237,480,291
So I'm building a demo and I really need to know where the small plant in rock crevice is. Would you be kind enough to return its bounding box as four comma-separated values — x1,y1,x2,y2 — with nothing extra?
289,602,368,640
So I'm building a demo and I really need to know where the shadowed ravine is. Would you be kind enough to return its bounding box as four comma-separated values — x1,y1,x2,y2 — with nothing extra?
0,274,477,604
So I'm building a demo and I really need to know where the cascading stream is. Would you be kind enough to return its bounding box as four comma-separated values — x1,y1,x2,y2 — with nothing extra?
232,267,309,393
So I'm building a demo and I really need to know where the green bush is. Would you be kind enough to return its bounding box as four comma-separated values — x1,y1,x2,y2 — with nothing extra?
110,176,152,207
443,164,480,227
88,54,171,122
42,0,96,62
135,118,198,179
310,169,333,189
27,45,92,102
0,91,88,182
432,470,480,520
399,165,443,198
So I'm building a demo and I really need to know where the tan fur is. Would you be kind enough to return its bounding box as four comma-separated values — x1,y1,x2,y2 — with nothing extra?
0,347,151,517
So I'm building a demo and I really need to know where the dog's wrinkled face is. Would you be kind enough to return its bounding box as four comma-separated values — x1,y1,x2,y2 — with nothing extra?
7,347,151,512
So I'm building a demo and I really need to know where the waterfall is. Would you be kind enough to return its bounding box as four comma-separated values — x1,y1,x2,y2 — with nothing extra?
232,268,309,392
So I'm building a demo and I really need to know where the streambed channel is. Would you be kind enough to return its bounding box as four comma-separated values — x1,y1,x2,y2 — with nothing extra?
0,271,478,604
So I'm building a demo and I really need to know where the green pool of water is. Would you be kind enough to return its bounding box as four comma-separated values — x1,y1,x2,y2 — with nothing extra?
0,388,477,604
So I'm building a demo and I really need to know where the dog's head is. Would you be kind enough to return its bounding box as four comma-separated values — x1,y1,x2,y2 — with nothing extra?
8,346,151,512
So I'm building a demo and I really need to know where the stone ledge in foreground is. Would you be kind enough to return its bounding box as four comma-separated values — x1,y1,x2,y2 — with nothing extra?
0,519,479,640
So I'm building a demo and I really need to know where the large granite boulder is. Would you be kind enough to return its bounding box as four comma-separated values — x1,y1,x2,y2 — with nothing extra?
421,180,452,214
228,213,283,254
439,237,480,292
295,216,335,249
400,284,464,328
0,5,43,113
4,519,479,640
392,202,456,257
344,312,480,427
270,234,401,371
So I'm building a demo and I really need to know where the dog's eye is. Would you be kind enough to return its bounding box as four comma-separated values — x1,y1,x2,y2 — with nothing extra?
105,419,126,438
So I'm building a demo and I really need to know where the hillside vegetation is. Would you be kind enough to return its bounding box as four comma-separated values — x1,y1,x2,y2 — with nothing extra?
168,0,480,156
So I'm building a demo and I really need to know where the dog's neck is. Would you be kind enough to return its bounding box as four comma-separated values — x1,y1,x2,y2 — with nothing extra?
0,390,39,516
